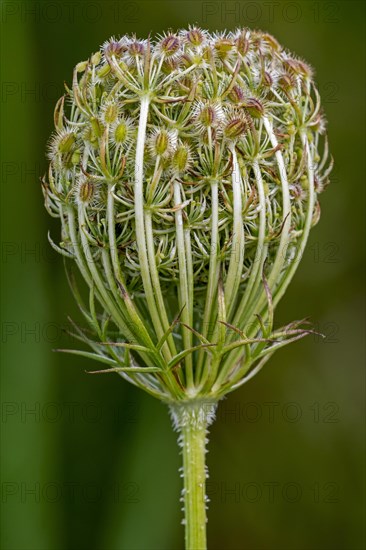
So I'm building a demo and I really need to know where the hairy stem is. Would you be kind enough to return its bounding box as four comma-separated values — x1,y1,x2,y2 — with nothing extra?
171,402,217,550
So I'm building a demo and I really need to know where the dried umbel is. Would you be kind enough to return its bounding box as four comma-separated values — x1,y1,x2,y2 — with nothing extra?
43,27,332,549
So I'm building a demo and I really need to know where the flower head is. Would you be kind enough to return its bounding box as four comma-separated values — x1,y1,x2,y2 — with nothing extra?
43,28,332,403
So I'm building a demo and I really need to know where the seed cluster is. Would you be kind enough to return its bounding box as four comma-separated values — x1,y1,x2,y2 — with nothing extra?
43,28,332,400
45,28,330,294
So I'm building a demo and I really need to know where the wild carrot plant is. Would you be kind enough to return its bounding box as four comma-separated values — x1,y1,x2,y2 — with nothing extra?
43,27,332,549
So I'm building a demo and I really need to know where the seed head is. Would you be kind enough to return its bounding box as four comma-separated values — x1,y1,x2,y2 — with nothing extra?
43,28,332,402
148,127,175,157
193,100,225,131
172,142,192,174
74,176,100,208
243,97,265,118
112,116,134,148
100,100,120,125
127,38,146,57
228,85,245,104
48,129,75,157
184,26,208,47
234,29,250,56
223,109,248,140
102,37,124,58
158,33,181,57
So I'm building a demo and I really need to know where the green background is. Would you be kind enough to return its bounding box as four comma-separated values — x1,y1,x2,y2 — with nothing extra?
1,1,365,548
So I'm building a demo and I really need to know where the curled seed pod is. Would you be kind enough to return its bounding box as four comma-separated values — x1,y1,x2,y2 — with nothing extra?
91,51,101,65
148,127,174,157
243,97,265,118
215,38,233,54
48,129,75,157
127,38,146,57
100,100,120,125
228,85,245,104
102,37,124,58
111,116,134,147
73,177,100,208
193,100,225,131
78,179,94,203
158,33,181,58
224,109,248,139
184,26,207,47
172,142,192,174
234,29,250,56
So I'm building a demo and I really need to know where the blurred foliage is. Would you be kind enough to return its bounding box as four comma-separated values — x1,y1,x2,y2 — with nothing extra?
1,1,365,549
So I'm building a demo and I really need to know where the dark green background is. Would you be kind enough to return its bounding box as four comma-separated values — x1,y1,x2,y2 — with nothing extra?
1,1,365,549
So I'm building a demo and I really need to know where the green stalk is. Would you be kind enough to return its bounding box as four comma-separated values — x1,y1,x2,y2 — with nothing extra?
224,146,245,320
261,116,292,291
271,130,315,308
196,180,220,382
182,422,207,550
171,402,216,550
174,179,194,390
134,95,172,360
230,158,267,330
144,210,178,358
